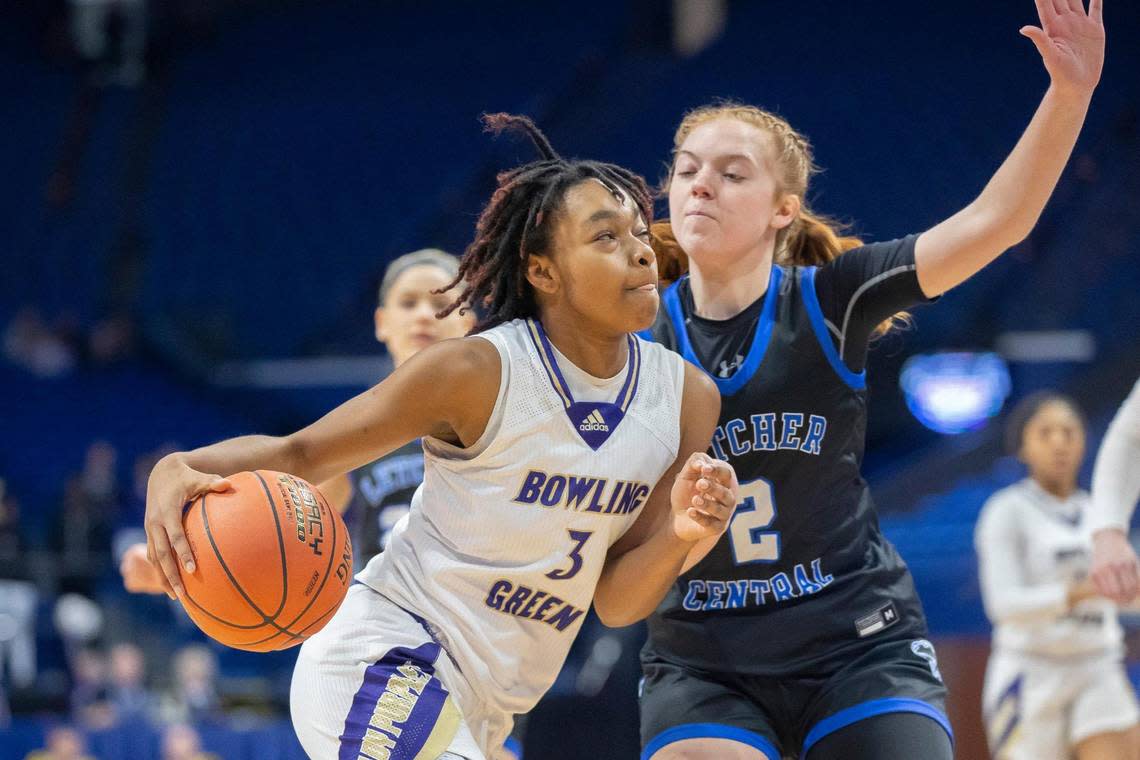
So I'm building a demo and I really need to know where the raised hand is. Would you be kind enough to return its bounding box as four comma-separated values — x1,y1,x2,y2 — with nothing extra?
670,453,739,544
1090,529,1140,605
144,455,231,598
1023,0,1105,99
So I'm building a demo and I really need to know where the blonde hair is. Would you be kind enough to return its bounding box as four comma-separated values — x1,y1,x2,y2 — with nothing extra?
654,100,907,336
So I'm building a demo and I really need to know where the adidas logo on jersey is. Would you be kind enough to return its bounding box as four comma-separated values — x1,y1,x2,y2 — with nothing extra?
579,409,609,432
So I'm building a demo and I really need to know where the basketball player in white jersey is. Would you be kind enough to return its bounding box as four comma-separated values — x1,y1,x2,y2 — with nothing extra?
1088,378,1140,606
975,392,1140,760
120,248,473,592
142,114,740,760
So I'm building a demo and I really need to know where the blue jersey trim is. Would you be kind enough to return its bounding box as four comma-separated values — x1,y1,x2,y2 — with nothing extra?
504,735,524,759
661,266,782,397
801,697,953,755
800,266,866,390
641,723,779,760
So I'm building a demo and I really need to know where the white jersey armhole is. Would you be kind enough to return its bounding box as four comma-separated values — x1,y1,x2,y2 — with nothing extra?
422,333,510,462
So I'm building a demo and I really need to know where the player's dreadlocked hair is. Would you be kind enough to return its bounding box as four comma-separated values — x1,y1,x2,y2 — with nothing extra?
436,113,654,333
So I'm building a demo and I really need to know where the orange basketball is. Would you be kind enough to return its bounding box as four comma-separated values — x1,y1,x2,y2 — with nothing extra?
178,470,353,652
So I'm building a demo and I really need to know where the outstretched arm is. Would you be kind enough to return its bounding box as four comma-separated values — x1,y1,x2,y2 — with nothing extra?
144,337,500,597
915,0,1104,297
1089,379,1140,603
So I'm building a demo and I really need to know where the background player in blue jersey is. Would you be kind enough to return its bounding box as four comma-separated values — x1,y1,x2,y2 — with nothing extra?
119,248,473,591
638,2,1106,758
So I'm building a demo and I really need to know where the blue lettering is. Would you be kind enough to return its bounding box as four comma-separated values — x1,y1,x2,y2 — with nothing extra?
812,558,834,587
726,418,750,456
726,580,749,609
565,477,596,510
533,595,560,622
706,581,727,610
710,427,729,461
546,604,585,632
794,564,821,595
520,591,547,619
771,572,797,602
751,413,777,450
503,585,533,615
800,415,827,455
514,471,545,504
625,484,650,514
540,476,566,507
778,413,804,450
614,482,635,514
748,579,771,606
586,479,608,512
486,580,511,610
682,580,706,611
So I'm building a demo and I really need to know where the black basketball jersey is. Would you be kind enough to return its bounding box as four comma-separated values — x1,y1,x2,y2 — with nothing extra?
344,440,423,571
642,257,931,677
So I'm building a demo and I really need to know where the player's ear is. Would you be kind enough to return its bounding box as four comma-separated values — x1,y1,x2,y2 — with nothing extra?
374,306,388,344
772,193,801,231
525,253,559,295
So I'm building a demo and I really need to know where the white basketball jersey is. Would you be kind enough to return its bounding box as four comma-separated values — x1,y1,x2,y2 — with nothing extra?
357,318,686,716
976,478,1122,658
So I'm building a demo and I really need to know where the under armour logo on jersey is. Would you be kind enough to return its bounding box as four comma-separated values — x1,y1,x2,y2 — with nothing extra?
579,409,609,432
910,639,943,682
717,354,745,378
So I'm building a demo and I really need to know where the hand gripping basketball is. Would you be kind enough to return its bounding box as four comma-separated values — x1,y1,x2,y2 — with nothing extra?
145,454,233,598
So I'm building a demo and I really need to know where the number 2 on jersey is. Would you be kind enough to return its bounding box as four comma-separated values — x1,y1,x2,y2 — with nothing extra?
728,478,781,564
546,529,593,580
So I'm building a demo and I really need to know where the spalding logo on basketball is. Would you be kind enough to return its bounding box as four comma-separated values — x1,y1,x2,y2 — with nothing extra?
178,470,353,652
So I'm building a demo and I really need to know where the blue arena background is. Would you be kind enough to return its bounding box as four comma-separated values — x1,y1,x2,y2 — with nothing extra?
2,1,1138,758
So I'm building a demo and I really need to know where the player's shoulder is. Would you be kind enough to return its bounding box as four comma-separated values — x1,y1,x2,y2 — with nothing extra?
978,480,1035,524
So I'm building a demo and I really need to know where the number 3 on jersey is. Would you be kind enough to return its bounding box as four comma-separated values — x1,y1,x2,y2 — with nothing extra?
546,529,593,580
728,478,781,564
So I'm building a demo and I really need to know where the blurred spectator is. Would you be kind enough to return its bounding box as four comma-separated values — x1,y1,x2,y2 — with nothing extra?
55,442,120,589
2,308,137,374
69,0,148,87
88,314,136,365
0,477,25,577
107,641,153,722
68,648,113,730
80,441,120,511
159,645,220,724
23,725,95,760
2,307,77,378
0,476,38,710
161,723,219,760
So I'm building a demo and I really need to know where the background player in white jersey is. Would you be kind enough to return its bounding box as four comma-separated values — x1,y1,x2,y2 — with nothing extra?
142,114,740,760
120,248,473,592
1088,379,1140,605
975,392,1140,760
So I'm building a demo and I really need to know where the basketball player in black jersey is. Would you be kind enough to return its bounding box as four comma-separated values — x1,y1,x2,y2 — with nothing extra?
638,2,1105,758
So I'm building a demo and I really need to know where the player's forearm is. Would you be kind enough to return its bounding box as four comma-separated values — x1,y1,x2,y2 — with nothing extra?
1089,384,1140,533
595,528,694,628
975,86,1090,240
916,86,1091,296
982,581,1070,626
166,434,307,482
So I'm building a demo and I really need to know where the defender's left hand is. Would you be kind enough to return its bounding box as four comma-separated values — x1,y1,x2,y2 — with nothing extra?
670,453,740,543
1022,0,1105,99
